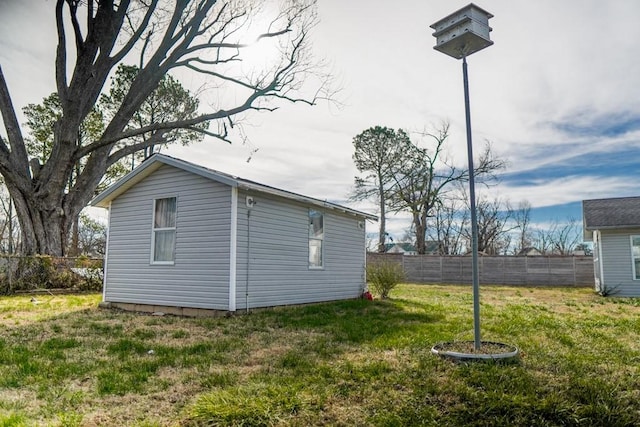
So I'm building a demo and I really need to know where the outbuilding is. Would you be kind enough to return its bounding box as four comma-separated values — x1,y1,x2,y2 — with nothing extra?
583,196,640,296
91,154,376,314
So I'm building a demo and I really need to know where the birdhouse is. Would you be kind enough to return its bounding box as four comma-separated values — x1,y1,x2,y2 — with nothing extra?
430,3,493,59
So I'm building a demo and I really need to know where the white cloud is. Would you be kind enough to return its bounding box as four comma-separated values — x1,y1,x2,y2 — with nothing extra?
2,0,640,238
494,175,639,209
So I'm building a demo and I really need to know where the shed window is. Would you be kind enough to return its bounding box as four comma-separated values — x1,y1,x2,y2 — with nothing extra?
152,197,177,264
632,236,640,280
309,209,324,268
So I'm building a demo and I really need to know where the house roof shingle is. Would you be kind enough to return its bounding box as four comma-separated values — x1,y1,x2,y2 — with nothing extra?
583,196,640,230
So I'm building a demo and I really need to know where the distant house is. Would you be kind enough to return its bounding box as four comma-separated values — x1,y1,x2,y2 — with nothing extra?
91,154,377,314
383,241,439,255
517,247,543,256
384,243,418,255
583,196,640,296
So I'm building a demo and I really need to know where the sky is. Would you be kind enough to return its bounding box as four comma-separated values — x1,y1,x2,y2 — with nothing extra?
1,1,640,242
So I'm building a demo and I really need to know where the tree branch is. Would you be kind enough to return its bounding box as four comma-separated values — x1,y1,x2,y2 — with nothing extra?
110,0,159,64
0,66,30,177
105,132,169,167
67,0,85,54
55,0,69,106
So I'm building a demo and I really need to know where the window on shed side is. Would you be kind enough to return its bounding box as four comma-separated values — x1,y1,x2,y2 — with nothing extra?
632,236,640,280
152,197,177,263
309,209,324,268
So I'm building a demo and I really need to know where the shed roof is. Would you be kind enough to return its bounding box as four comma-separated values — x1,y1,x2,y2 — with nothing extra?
90,154,377,221
583,196,640,230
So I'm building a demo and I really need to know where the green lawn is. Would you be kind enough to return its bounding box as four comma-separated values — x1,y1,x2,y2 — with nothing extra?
1,285,639,426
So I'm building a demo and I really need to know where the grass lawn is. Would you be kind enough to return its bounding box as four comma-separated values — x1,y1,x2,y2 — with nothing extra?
1,285,640,426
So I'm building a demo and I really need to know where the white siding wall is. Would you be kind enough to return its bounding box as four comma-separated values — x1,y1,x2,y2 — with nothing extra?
234,191,366,309
104,165,232,309
600,228,640,297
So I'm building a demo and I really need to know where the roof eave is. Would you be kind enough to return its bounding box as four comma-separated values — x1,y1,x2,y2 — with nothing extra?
238,181,378,221
90,154,378,221
90,154,241,208
89,160,163,208
585,224,640,231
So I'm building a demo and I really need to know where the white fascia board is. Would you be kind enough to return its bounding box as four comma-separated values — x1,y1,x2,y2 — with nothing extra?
90,154,240,208
90,161,163,207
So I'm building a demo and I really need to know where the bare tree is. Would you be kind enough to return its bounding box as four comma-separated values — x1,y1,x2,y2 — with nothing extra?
513,200,533,254
0,185,19,253
0,0,329,255
533,218,582,255
533,227,554,255
547,218,583,255
350,126,409,253
77,214,107,257
387,122,505,254
461,195,514,255
426,195,467,255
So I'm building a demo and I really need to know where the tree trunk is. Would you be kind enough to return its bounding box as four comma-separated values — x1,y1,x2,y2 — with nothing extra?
413,208,430,255
377,215,386,253
10,193,64,256
414,213,426,255
4,166,86,256
69,215,80,256
377,184,386,253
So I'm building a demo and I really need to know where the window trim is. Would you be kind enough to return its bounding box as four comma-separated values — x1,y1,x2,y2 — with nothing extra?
308,209,324,269
631,235,640,280
151,196,177,265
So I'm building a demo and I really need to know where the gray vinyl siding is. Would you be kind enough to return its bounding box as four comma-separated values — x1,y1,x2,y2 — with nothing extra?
235,190,366,309
104,165,232,309
599,228,640,297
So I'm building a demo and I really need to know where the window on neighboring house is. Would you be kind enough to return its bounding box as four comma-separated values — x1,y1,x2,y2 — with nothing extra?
632,236,640,280
309,209,324,268
152,197,177,263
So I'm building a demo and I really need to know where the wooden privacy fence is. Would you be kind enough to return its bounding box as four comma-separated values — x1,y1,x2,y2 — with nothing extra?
367,253,594,287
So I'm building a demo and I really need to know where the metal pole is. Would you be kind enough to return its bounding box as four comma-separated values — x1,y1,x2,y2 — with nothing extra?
462,54,481,350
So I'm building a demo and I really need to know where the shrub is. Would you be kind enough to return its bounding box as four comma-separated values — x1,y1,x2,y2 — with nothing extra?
0,256,103,294
366,261,404,299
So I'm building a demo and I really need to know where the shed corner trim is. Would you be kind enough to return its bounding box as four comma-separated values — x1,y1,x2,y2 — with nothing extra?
228,186,238,312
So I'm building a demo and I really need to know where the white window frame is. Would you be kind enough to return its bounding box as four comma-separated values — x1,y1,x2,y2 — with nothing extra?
631,235,640,280
151,196,177,265
309,209,324,269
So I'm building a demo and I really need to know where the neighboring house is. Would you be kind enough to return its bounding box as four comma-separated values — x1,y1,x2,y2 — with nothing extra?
384,243,418,255
517,247,543,256
583,196,640,296
383,241,439,255
91,154,377,314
